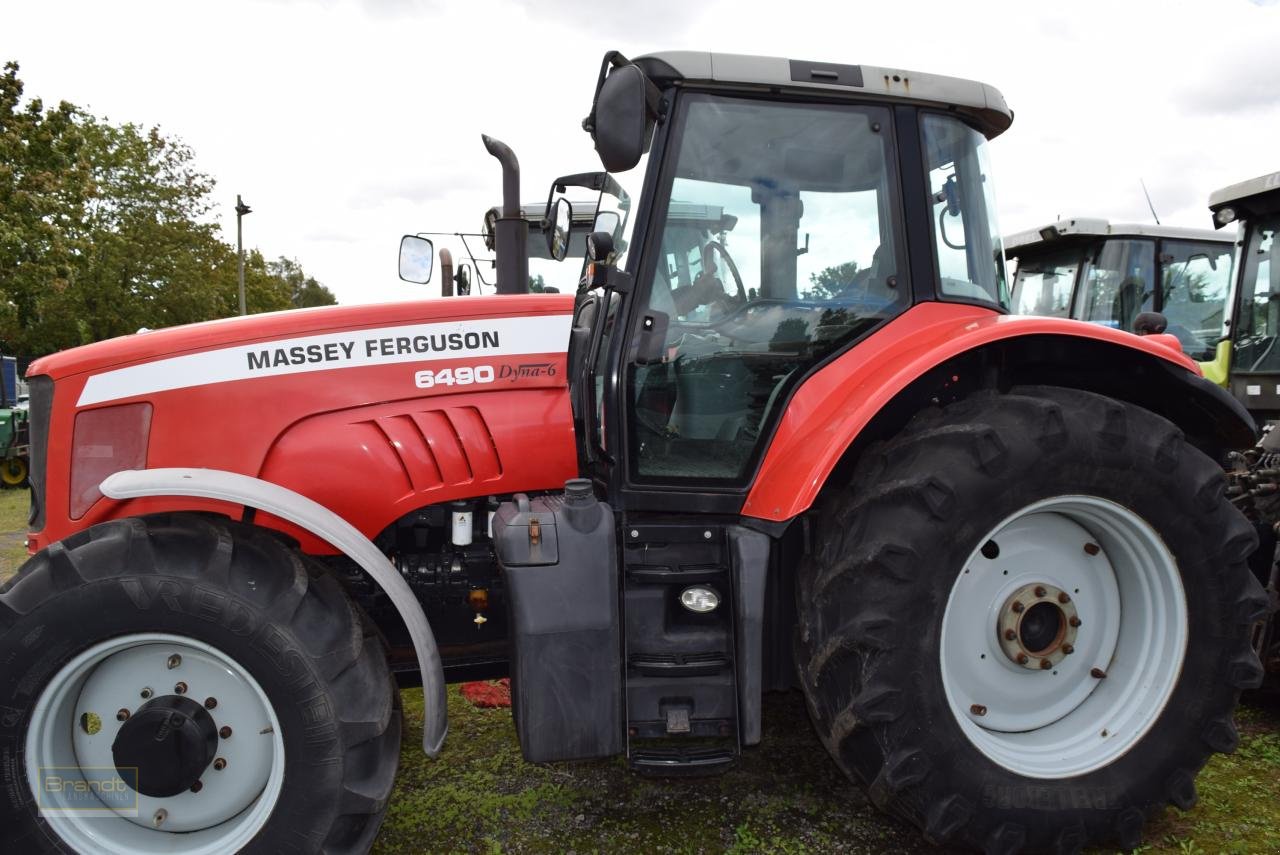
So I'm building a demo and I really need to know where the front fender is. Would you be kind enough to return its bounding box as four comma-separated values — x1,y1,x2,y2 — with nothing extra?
744,303,1254,523
100,467,448,756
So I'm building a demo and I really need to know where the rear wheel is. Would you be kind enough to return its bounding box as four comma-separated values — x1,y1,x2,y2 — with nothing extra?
0,513,401,854
796,387,1269,853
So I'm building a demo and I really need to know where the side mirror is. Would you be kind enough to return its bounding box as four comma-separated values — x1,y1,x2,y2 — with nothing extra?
590,63,653,173
456,263,472,296
547,198,572,262
593,210,621,238
399,235,434,284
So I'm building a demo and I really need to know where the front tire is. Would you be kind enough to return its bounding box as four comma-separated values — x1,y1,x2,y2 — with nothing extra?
796,387,1269,853
0,513,400,854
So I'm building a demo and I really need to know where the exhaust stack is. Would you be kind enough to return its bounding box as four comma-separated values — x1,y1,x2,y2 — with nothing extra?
482,134,529,295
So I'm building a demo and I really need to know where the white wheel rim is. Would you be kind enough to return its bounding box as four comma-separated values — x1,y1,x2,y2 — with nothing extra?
940,495,1187,778
25,633,286,854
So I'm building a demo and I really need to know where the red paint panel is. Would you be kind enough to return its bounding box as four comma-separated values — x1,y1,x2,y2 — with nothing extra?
30,297,577,553
743,303,1201,523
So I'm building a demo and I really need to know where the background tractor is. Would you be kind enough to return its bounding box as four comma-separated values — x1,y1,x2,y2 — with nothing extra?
1004,218,1235,381
0,50,1266,855
1210,171,1280,690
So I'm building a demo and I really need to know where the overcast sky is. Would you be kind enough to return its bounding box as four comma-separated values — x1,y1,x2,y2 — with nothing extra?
5,0,1279,304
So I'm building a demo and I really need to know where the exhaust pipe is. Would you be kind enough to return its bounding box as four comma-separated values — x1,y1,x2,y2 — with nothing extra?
482,134,529,295
439,247,454,297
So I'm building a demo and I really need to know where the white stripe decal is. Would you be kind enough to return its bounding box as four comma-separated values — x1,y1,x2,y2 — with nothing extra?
77,313,573,407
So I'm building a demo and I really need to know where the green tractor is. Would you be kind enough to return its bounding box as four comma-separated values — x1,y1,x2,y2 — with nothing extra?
1210,171,1280,687
0,355,28,487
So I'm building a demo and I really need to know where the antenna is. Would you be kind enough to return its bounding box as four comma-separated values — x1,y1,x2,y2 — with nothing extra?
1140,179,1161,225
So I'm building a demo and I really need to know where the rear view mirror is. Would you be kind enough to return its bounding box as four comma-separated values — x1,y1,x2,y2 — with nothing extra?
456,263,472,296
548,198,572,262
589,61,654,173
593,210,621,238
399,235,434,284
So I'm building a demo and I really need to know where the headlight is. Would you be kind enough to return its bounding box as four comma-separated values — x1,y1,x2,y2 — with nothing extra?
70,403,152,519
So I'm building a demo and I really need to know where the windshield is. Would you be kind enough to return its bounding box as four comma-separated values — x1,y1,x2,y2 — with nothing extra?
1233,214,1280,373
922,114,1007,307
1159,239,1234,361
629,93,907,483
1076,238,1156,332
1009,246,1086,317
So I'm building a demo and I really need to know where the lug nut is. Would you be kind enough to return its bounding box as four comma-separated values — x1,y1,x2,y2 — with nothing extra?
1011,601,1025,613
1034,586,1047,598
116,708,130,722
166,654,182,670
1069,616,1081,627
1084,543,1100,556
1039,658,1053,670
1058,592,1071,604
970,704,987,716
1016,653,1029,665
204,697,217,710
219,726,233,739
1004,629,1017,641
153,809,167,827
1062,644,1074,655
140,687,153,699
190,780,203,793
213,757,227,771
1090,667,1107,679
174,682,187,695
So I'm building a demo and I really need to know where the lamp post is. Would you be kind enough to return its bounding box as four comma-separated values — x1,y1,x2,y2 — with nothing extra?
235,195,252,315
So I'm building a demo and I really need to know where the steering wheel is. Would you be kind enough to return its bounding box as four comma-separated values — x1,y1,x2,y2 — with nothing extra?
703,240,747,305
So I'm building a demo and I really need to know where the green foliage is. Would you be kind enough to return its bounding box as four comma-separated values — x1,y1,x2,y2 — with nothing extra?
803,260,859,300
0,61,333,358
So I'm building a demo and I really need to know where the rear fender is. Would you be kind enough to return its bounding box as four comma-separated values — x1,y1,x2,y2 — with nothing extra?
100,467,448,756
743,303,1257,523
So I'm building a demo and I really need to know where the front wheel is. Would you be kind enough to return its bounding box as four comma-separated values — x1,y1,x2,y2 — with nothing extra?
2,455,28,486
0,513,401,854
796,387,1269,853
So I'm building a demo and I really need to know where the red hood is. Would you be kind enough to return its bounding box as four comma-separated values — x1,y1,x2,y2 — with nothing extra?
28,294,576,380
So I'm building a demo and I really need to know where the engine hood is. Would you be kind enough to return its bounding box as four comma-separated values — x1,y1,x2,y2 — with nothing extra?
28,294,575,381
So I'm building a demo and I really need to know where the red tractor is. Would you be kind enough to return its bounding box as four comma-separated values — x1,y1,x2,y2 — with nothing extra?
0,51,1266,854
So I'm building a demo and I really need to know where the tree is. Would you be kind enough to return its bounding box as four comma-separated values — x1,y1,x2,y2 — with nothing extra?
803,260,859,301
0,62,91,354
0,61,337,358
267,256,337,309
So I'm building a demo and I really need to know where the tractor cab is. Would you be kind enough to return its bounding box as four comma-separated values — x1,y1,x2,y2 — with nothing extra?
1210,172,1280,421
1004,218,1235,379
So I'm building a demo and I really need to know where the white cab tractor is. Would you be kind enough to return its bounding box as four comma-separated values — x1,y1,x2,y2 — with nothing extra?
1209,171,1280,690
1004,219,1235,382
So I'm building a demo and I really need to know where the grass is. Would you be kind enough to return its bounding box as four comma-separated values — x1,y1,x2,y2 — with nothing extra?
379,687,1280,855
0,486,29,583
0,492,1275,852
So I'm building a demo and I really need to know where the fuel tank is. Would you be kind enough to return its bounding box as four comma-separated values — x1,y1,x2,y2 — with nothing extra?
27,295,578,552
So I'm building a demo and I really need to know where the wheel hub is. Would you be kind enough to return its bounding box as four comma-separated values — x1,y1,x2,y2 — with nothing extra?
997,582,1080,669
940,496,1187,778
111,695,219,797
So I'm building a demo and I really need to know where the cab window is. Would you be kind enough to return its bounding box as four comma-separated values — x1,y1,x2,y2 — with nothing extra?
628,94,906,483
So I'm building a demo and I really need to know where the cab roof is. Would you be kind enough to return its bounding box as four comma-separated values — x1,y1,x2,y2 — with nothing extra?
1208,170,1280,226
634,51,1013,139
1004,217,1228,256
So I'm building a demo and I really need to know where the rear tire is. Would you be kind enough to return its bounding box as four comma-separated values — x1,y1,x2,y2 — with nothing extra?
0,513,401,854
796,387,1268,853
